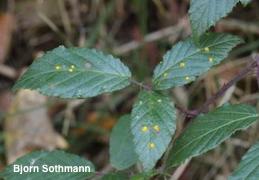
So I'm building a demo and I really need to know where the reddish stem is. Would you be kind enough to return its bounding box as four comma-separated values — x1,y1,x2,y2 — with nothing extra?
178,56,258,119
130,79,152,91
175,104,197,118
196,60,257,115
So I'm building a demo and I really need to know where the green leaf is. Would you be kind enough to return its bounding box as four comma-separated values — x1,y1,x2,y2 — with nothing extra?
131,91,176,171
189,0,247,36
130,172,155,180
0,150,95,180
101,172,128,180
13,46,132,98
167,104,258,168
110,115,138,170
229,142,259,180
152,33,242,90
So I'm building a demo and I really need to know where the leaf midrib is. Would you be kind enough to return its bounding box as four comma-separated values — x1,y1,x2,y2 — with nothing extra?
17,68,129,86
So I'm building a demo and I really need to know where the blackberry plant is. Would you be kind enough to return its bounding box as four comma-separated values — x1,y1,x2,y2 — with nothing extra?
1,0,259,179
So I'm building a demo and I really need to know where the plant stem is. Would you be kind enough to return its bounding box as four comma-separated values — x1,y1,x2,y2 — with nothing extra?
130,79,152,91
176,57,259,119
175,104,197,118
132,57,259,118
196,60,257,115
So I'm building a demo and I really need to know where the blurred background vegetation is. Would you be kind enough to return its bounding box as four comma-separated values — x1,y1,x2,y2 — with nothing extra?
0,0,258,179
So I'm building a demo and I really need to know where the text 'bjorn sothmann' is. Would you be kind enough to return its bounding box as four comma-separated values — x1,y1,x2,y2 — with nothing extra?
13,164,92,174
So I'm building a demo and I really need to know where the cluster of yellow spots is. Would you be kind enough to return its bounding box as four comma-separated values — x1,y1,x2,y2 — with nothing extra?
68,65,76,72
141,125,160,133
55,64,77,72
203,47,214,63
141,124,161,149
178,62,190,81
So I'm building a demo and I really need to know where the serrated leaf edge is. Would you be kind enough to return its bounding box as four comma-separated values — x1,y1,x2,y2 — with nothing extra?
168,113,258,168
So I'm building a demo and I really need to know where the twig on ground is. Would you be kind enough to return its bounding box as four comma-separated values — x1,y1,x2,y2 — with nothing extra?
57,0,72,36
0,64,17,79
217,19,259,35
113,17,188,55
169,160,190,180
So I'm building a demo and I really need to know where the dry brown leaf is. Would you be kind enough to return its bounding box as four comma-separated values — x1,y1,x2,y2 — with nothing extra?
86,112,117,131
4,89,68,163
99,116,116,130
87,112,98,124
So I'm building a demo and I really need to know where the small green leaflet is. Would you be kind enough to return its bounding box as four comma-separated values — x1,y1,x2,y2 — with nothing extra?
229,142,259,180
110,115,138,170
0,150,95,180
13,46,132,98
153,33,242,90
131,91,176,171
167,104,258,168
189,0,251,37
